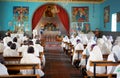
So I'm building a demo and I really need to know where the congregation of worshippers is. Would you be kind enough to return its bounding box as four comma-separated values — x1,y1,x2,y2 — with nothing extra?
0,33,45,77
0,28,120,78
61,30,120,78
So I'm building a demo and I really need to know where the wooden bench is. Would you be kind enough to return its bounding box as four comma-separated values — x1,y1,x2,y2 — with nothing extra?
84,61,120,78
5,63,40,74
0,74,40,78
4,55,42,63
82,54,109,65
4,56,22,63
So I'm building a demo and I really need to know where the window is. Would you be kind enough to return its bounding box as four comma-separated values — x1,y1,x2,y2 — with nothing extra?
111,13,117,32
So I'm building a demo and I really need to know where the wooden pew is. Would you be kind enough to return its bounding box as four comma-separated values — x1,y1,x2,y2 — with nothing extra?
4,56,22,64
82,54,109,65
85,61,120,78
0,74,40,78
75,50,83,60
73,50,83,68
5,63,40,74
4,55,42,63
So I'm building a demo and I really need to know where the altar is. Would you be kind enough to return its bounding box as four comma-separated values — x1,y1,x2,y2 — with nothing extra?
43,31,60,42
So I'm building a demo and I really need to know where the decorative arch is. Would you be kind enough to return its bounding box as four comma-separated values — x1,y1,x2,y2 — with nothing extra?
32,3,70,35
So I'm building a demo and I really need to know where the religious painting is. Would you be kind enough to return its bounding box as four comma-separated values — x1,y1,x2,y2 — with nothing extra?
77,23,82,31
13,6,29,22
117,12,120,22
82,23,90,33
70,23,77,35
44,4,59,17
104,6,110,23
72,7,89,22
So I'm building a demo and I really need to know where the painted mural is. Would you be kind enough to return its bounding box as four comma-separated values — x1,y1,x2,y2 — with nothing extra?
104,5,110,23
72,7,89,22
13,6,29,22
13,6,29,32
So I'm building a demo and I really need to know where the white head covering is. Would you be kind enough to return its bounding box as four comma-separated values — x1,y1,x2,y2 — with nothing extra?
107,45,120,74
108,36,113,43
81,34,88,45
82,40,96,55
102,35,108,41
107,53,116,74
3,36,12,47
113,64,120,78
63,36,70,43
112,45,120,60
0,63,9,75
75,43,84,50
101,42,111,54
86,45,106,74
0,43,4,53
97,38,104,50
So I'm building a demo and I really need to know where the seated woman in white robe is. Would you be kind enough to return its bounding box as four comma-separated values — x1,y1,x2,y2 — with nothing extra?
86,45,106,74
108,35,113,43
101,42,111,54
0,63,9,75
72,39,84,65
20,46,44,77
3,36,12,47
97,38,105,52
61,35,69,48
79,39,96,66
80,34,88,45
17,40,28,56
3,43,19,64
34,40,45,67
113,64,120,78
3,43,19,57
61,35,70,53
107,45,120,74
102,35,108,42
13,37,21,49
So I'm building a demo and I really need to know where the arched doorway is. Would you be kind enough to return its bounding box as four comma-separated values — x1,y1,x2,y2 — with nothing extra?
32,3,69,41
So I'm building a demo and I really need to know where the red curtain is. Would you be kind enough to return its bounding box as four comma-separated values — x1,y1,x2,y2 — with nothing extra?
57,6,69,35
32,5,46,30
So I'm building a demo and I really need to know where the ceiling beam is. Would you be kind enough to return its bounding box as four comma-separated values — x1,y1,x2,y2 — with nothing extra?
0,0,105,3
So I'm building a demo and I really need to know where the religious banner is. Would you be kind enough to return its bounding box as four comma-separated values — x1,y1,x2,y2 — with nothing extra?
82,23,91,33
72,7,89,22
117,12,120,22
104,6,110,23
13,6,29,22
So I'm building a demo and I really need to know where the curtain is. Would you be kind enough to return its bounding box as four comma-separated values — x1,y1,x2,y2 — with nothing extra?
57,6,69,35
32,5,46,30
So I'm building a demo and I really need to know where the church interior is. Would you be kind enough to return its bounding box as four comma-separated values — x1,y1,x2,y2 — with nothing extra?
0,0,120,78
